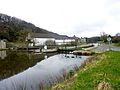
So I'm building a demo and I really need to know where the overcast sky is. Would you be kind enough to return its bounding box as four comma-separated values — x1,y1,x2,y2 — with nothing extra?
0,0,120,37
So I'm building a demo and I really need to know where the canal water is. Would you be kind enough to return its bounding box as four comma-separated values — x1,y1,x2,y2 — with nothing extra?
0,51,89,90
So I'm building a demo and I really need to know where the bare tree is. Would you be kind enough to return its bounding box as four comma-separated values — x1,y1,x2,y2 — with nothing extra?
100,32,108,42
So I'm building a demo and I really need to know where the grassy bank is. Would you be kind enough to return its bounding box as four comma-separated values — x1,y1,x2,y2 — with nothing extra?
113,43,120,47
51,51,120,90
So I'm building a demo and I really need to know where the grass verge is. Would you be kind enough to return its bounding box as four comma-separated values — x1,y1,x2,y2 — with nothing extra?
113,43,120,47
51,51,120,90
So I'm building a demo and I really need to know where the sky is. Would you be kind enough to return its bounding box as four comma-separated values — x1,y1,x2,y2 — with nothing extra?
0,0,120,37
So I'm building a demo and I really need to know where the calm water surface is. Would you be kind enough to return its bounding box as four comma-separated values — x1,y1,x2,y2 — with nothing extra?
0,51,89,90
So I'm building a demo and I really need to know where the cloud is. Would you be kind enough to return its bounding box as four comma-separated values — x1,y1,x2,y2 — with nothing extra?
0,0,120,37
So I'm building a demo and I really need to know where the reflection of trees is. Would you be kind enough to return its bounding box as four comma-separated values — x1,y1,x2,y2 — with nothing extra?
0,50,6,59
0,51,41,80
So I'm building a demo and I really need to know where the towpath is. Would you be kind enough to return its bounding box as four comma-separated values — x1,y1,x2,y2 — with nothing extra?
92,44,120,52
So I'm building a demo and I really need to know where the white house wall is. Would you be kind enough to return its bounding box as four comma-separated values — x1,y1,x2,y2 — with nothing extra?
55,39,75,45
34,38,55,46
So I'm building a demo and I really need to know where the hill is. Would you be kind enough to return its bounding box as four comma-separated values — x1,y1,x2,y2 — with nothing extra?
0,13,70,42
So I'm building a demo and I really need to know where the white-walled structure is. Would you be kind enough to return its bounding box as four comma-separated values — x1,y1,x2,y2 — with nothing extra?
33,38,55,46
33,38,75,46
27,33,79,46
55,39,75,45
27,33,56,46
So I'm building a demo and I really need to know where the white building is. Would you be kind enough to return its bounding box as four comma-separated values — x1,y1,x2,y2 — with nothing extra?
34,38,55,46
55,39,75,45
27,33,79,46
28,33,55,46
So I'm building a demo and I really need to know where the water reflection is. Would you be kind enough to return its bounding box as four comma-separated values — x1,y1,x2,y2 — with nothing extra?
0,54,88,90
44,55,47,59
0,50,7,59
0,51,56,80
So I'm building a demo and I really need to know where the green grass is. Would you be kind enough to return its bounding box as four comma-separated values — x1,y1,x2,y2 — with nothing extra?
52,51,120,90
113,43,120,47
67,51,120,90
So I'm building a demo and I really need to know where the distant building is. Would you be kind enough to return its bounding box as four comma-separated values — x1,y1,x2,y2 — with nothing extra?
30,33,55,46
34,38,55,46
27,33,80,46
55,35,81,45
80,37,86,43
55,39,75,45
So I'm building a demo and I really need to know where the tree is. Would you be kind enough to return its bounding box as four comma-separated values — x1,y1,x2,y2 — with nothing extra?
112,33,120,43
100,32,108,42
45,40,56,46
44,40,56,49
116,33,120,36
86,37,100,43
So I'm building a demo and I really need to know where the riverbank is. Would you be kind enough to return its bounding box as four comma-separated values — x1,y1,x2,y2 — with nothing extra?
51,51,120,90
113,43,120,47
0,50,57,80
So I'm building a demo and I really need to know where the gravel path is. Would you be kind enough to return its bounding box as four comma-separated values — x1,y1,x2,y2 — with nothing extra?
92,44,120,52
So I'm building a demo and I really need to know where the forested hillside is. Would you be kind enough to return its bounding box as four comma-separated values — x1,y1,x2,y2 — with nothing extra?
0,13,69,42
